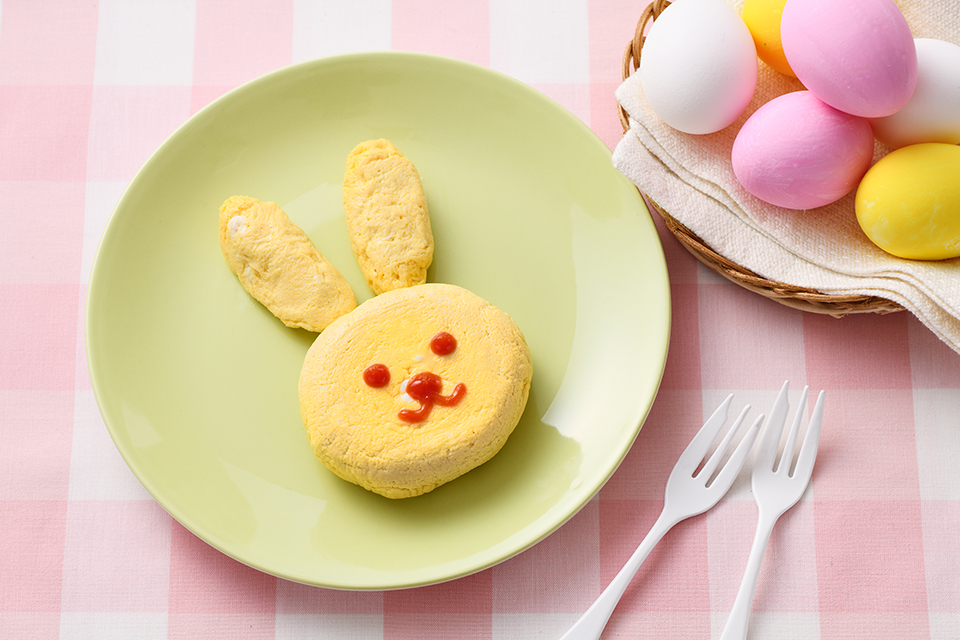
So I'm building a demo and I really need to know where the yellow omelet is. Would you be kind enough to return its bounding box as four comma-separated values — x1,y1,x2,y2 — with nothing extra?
343,139,434,295
219,195,356,332
299,283,532,499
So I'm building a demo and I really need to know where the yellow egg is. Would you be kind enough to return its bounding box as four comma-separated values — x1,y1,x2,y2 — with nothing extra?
741,0,796,77
855,143,960,260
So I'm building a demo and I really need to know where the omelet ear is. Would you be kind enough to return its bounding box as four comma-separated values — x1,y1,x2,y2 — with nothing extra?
342,139,434,295
219,196,356,332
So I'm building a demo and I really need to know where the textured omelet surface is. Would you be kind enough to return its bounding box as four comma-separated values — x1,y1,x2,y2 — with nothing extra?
343,139,434,295
299,283,533,499
219,196,356,332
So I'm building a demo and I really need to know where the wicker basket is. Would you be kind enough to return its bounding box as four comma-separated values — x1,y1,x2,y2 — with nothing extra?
619,0,904,317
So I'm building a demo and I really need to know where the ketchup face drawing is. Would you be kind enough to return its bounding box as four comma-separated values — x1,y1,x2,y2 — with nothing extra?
362,331,467,423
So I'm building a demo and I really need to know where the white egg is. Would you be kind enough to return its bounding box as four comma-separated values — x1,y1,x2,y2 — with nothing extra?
639,0,758,134
869,38,960,148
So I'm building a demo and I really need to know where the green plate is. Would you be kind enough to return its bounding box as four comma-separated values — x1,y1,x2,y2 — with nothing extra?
86,52,670,590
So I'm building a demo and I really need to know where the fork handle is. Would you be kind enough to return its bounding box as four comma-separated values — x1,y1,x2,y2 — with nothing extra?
559,509,681,640
719,510,780,640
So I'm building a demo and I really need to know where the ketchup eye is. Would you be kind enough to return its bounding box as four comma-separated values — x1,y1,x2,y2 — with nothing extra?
430,331,457,356
362,363,390,388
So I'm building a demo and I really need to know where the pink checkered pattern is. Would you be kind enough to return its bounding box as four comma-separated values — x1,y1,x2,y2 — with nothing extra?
2,1,959,638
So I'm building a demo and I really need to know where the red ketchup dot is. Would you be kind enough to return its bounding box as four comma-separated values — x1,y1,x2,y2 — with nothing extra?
398,371,466,423
362,363,390,388
429,331,457,356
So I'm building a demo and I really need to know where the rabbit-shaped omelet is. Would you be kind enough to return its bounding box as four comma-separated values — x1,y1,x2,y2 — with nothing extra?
219,140,532,499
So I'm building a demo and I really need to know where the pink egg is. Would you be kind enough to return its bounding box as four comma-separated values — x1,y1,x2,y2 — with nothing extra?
732,91,874,209
781,0,917,118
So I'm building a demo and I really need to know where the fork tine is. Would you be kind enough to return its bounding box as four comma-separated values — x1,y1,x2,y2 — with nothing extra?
708,413,764,492
777,386,809,473
757,381,790,464
698,404,750,481
675,394,733,471
792,390,825,480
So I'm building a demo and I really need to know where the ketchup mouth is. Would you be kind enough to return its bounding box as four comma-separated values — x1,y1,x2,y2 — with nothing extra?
397,371,466,423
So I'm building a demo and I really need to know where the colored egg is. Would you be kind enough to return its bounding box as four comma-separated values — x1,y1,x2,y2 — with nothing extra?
732,91,875,209
639,0,758,134
869,39,960,149
855,143,960,260
741,0,795,77
780,0,917,118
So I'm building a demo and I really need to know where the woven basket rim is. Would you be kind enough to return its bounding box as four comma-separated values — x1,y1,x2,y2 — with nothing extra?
620,0,904,317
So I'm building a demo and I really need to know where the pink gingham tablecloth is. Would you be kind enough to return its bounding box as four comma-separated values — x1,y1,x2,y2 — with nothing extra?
2,1,959,638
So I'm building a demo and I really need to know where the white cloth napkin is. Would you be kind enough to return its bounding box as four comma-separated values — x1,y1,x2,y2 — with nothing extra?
613,0,960,354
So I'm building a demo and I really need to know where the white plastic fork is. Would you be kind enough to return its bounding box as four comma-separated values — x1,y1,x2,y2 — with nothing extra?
560,394,764,640
719,382,826,640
